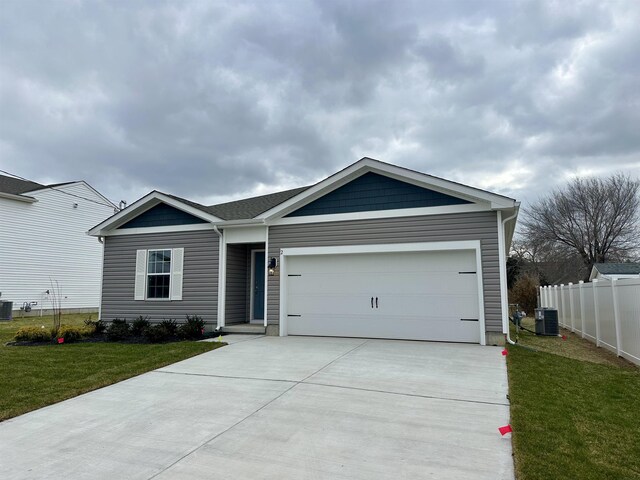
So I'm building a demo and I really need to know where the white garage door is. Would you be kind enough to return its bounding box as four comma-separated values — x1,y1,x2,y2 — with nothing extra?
285,249,481,343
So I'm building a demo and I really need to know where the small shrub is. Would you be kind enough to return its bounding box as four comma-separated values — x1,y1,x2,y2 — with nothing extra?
131,316,151,336
509,274,539,316
178,315,205,340
144,324,173,343
158,319,178,337
84,319,106,335
58,325,93,343
15,326,52,343
106,319,130,341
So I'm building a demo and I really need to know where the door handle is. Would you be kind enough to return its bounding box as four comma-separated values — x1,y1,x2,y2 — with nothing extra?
376,297,378,308
371,297,374,308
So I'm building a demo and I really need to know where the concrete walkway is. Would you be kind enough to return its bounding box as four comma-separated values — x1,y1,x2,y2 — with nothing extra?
0,336,513,479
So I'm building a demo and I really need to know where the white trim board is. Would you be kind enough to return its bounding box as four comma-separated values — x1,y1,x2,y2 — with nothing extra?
101,223,218,236
267,203,490,226
278,240,486,345
0,191,38,203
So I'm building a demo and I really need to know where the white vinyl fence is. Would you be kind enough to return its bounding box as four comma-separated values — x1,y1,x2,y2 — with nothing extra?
540,277,640,366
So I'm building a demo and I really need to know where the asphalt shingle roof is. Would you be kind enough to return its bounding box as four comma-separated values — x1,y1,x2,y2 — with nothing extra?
0,174,44,196
593,263,640,275
164,186,311,221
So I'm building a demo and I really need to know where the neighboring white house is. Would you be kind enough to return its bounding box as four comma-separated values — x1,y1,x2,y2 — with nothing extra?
589,263,640,281
0,174,116,315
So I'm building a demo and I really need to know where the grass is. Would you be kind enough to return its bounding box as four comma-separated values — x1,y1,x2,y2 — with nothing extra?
507,318,640,480
0,312,225,421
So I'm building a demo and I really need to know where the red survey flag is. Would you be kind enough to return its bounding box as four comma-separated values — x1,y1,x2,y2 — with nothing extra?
498,425,512,436
501,349,508,356
57,338,64,344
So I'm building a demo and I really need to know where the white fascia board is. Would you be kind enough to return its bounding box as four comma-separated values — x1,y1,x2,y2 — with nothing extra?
0,191,37,203
218,218,265,226
259,158,516,220
102,223,218,236
88,191,223,236
224,225,267,243
268,202,490,226
280,240,481,257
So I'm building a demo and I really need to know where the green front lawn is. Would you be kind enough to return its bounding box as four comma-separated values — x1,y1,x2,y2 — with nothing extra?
507,319,640,480
0,313,224,421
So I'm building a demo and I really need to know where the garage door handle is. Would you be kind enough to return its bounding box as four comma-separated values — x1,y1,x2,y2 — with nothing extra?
375,297,378,308
371,297,374,308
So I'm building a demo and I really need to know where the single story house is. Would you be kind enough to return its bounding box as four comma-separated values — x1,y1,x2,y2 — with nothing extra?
89,158,519,345
589,263,640,281
0,173,116,316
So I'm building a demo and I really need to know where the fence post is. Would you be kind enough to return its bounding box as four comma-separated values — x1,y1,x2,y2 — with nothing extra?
611,278,622,357
593,279,600,347
543,285,549,308
542,285,549,308
568,282,575,332
579,281,586,338
545,286,550,307
559,285,565,327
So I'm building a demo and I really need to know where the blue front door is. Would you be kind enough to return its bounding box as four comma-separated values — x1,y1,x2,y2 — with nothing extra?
253,251,265,320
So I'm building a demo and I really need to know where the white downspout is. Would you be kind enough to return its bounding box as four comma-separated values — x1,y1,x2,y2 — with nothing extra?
98,236,104,320
213,225,224,330
498,209,519,345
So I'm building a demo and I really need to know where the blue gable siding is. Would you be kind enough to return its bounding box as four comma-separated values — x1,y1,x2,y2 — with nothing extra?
119,203,207,229
286,172,471,217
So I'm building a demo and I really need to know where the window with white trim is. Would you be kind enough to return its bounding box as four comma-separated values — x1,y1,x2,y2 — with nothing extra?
134,248,184,301
147,249,171,299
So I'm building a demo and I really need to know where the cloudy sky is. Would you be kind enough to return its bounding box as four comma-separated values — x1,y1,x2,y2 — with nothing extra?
1,0,639,209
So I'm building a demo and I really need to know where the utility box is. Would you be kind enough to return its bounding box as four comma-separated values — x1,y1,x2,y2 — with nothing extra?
0,301,13,321
534,308,558,336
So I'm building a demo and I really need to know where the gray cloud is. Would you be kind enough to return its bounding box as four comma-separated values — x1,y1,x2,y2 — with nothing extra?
1,0,638,209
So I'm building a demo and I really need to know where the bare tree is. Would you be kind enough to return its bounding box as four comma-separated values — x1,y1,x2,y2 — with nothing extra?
522,173,640,280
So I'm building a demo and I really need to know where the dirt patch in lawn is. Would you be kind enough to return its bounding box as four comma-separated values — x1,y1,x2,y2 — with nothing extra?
511,317,635,369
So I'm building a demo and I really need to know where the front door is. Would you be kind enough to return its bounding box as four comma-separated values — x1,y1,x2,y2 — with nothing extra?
252,250,265,321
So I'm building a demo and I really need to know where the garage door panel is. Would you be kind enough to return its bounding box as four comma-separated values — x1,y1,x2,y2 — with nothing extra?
377,294,479,319
288,272,477,296
287,251,476,275
287,314,480,343
284,249,481,343
288,294,374,316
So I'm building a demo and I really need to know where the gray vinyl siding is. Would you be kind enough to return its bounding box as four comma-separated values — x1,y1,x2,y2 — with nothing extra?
101,230,219,324
225,244,248,324
267,211,503,333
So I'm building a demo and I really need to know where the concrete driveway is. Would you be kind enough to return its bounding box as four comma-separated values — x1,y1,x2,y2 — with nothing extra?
0,336,513,479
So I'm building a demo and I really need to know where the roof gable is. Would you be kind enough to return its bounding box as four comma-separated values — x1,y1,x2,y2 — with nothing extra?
259,157,517,220
285,172,470,217
118,202,207,229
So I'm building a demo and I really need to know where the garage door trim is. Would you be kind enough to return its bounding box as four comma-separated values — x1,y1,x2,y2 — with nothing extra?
278,240,486,344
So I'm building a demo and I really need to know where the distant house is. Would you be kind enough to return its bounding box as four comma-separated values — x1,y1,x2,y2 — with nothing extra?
89,158,519,345
0,174,116,315
589,263,640,281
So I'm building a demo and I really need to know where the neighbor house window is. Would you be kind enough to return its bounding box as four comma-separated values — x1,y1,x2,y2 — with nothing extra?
147,249,171,299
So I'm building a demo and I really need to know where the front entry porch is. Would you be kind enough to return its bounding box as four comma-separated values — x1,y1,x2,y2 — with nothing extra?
223,242,266,329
